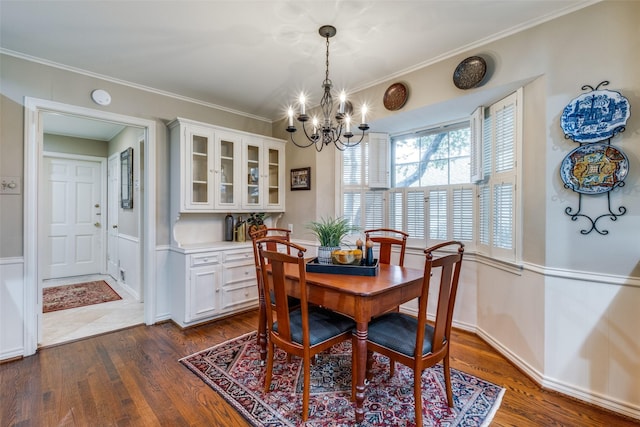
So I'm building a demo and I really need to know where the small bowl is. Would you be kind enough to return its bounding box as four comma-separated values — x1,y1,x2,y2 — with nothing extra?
331,249,363,265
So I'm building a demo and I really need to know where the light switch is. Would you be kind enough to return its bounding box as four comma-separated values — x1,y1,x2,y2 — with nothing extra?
0,177,21,194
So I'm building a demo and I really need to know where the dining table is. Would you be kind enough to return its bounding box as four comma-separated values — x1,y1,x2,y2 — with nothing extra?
260,262,425,423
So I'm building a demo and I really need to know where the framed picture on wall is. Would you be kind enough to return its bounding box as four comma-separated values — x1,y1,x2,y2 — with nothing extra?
290,167,311,191
121,147,133,209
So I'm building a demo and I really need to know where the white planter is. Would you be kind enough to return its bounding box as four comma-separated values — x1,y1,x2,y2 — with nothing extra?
317,246,340,264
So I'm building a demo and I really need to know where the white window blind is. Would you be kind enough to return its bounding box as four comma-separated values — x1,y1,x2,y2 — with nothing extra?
428,189,447,240
477,89,521,261
470,107,484,183
343,191,361,228
365,191,384,229
452,187,474,241
407,190,425,239
388,191,403,231
478,184,490,246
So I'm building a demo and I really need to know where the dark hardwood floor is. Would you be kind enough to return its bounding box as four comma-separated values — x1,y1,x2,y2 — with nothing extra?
1,309,637,426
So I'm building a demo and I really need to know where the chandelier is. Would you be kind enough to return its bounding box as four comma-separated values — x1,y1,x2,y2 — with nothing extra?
286,25,369,152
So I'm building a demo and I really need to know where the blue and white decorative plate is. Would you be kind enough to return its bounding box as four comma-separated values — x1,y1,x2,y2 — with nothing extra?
560,143,629,194
560,89,630,143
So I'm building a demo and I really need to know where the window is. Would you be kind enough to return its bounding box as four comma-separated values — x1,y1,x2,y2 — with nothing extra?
340,90,521,263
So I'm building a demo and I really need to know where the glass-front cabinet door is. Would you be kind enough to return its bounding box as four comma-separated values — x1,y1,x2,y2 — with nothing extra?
242,138,262,209
214,131,241,210
264,140,285,211
184,125,215,210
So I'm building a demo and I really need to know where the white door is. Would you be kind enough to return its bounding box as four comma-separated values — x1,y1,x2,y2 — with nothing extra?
43,157,103,279
107,154,119,279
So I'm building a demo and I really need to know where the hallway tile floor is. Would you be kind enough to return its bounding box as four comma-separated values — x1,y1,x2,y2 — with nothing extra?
41,274,144,347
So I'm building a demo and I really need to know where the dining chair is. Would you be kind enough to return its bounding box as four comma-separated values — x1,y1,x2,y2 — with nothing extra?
358,241,464,426
258,239,355,421
250,228,296,354
364,228,409,266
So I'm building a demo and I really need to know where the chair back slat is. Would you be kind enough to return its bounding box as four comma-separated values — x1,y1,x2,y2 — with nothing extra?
417,242,465,355
257,239,308,345
364,228,409,266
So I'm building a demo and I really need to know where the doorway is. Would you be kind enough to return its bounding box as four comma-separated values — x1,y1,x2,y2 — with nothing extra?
24,98,157,355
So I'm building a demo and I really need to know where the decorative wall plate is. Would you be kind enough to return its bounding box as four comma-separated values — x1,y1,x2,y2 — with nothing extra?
560,89,630,143
383,82,408,111
560,143,628,194
453,56,487,89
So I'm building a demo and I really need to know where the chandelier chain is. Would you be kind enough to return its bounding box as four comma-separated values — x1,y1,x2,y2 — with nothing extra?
325,35,330,85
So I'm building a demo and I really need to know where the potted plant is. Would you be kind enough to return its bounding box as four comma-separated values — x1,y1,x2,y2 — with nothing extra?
306,216,358,264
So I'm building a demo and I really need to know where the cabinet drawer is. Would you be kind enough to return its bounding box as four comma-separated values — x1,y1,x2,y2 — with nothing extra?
224,249,254,264
221,280,259,311
191,252,221,267
224,263,256,285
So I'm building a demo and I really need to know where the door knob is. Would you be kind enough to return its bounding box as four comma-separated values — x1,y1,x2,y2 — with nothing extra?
112,225,118,229
94,222,101,228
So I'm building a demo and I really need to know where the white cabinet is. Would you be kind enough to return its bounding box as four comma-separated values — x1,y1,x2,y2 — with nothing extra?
188,252,222,322
169,244,258,328
242,137,285,211
169,117,285,213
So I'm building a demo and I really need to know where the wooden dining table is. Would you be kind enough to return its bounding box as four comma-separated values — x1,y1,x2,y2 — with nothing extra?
260,262,425,423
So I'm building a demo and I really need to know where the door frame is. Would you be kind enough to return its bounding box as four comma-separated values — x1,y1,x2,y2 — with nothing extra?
107,153,120,280
42,153,108,279
24,97,157,356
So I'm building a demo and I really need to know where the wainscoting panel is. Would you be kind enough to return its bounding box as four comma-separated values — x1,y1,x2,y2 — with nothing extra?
0,257,25,360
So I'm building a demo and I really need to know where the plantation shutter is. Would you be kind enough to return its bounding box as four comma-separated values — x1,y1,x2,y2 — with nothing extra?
343,191,361,229
428,189,447,241
478,184,490,246
407,190,425,239
387,190,403,231
493,183,513,249
365,191,384,229
470,107,484,183
452,187,474,241
368,133,390,188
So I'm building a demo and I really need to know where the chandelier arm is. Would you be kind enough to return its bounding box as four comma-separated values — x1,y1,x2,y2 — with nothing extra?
334,128,368,150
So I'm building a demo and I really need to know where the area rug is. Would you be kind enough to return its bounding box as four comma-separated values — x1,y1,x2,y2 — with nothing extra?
180,331,505,426
43,280,122,313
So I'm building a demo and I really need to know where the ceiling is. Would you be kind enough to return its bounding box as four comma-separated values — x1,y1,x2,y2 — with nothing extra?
1,0,595,136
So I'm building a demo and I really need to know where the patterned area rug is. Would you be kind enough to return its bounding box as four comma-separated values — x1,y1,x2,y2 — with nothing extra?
43,280,122,313
180,331,505,426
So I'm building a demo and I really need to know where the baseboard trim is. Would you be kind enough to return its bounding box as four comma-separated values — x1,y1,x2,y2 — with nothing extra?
476,327,640,421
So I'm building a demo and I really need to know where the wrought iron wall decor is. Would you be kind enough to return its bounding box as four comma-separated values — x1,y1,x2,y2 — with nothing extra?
560,81,630,235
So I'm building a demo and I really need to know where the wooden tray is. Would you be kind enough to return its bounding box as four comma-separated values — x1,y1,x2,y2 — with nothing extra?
305,258,379,276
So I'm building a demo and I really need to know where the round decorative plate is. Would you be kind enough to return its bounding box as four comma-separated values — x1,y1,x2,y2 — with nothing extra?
453,56,487,89
560,89,630,143
560,143,629,194
383,82,408,111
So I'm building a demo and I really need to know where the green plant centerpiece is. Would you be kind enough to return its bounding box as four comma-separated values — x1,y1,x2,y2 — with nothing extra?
306,216,359,264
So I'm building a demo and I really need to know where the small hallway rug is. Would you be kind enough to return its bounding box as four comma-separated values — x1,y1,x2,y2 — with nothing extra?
180,331,505,427
43,280,122,313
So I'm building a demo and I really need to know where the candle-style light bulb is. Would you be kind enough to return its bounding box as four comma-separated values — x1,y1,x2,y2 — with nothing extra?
345,115,351,133
287,107,294,126
339,91,346,114
299,93,306,115
361,104,368,124
312,116,319,134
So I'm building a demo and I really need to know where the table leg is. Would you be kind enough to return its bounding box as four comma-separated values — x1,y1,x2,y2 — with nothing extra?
354,321,367,423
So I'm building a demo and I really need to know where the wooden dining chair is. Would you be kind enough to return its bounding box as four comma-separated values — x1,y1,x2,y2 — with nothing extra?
258,239,355,421
359,241,464,426
364,228,409,266
250,227,295,358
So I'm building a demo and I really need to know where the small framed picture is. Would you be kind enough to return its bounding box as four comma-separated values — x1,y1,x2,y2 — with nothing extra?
290,167,311,191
